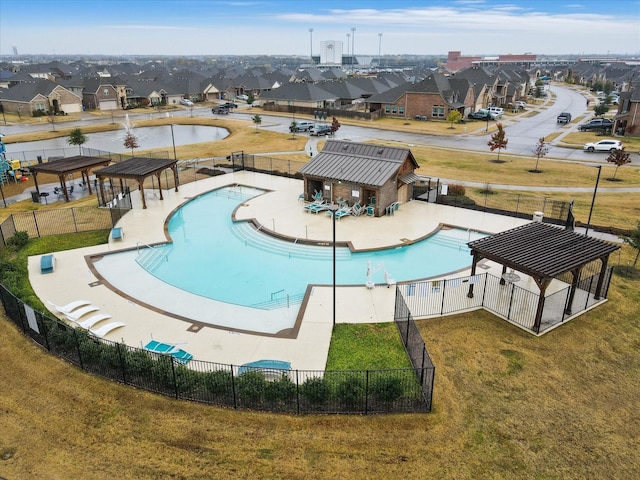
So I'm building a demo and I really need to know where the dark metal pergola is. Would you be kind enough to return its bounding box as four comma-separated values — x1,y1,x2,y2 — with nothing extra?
466,223,620,332
28,155,112,202
93,157,179,209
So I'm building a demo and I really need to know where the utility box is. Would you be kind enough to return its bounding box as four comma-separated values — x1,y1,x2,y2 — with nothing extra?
533,211,544,223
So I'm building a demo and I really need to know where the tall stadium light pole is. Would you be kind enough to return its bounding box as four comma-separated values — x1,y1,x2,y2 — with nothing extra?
351,27,356,74
309,28,313,61
378,33,383,67
346,33,350,69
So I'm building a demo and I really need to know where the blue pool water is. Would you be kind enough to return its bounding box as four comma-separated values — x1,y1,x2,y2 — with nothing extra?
137,186,485,309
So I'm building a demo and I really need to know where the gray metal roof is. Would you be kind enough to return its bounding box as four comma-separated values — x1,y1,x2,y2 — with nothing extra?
299,140,417,187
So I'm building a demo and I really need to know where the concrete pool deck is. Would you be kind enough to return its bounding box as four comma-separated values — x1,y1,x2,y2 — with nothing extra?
28,171,530,371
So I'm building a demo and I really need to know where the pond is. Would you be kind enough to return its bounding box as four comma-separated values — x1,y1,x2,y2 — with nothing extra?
4,124,229,155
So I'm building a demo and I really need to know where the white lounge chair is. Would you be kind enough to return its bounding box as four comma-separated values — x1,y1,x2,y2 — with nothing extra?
47,300,91,315
90,322,125,338
72,313,112,330
65,305,100,321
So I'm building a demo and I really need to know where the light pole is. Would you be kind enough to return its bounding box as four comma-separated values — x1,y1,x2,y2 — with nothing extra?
327,203,339,329
346,33,350,69
585,164,602,236
378,33,383,68
351,27,356,74
309,28,313,61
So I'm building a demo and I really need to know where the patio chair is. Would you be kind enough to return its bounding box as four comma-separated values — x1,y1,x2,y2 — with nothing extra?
65,305,100,321
40,254,56,274
47,299,91,315
89,321,125,338
73,313,112,330
351,202,364,216
111,227,124,241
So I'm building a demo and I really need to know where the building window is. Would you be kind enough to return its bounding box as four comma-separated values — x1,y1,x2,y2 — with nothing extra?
398,105,404,115
391,105,397,114
432,105,445,117
103,89,109,95
385,104,391,113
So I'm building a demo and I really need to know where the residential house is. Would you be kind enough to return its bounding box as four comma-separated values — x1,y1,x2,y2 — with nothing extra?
613,80,640,138
367,72,475,120
453,66,499,112
82,78,119,110
0,78,81,115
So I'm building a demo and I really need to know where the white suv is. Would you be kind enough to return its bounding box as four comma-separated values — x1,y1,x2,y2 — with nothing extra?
488,106,504,118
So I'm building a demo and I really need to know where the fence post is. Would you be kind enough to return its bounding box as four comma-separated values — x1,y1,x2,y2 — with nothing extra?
365,371,369,415
230,367,238,409
71,208,78,233
117,343,127,384
405,314,410,346
295,370,300,415
507,284,515,320
171,358,179,399
74,328,84,370
440,280,447,314
32,211,41,237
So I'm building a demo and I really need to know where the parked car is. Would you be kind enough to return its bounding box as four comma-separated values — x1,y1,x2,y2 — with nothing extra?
179,98,193,106
212,106,229,115
290,121,314,132
583,139,623,153
237,94,249,101
514,101,527,109
488,106,504,118
223,102,238,109
309,124,332,136
468,110,496,120
557,112,572,124
578,118,614,132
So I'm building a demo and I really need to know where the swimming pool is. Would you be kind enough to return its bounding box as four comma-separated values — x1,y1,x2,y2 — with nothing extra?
135,185,485,309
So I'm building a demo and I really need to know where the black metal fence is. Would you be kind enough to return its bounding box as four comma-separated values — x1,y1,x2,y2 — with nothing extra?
0,283,431,414
397,270,614,336
394,291,435,411
0,204,130,251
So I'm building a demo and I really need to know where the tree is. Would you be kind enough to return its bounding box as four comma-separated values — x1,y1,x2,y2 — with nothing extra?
330,116,341,135
447,110,462,129
123,131,139,155
252,114,262,132
532,136,550,172
487,122,508,162
289,120,298,138
606,148,631,180
594,104,609,117
623,222,640,268
67,128,87,154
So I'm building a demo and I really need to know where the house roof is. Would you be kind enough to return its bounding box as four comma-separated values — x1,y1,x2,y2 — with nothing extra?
299,140,418,187
468,222,620,279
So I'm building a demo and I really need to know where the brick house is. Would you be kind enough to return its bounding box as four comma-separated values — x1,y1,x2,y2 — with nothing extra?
366,72,475,120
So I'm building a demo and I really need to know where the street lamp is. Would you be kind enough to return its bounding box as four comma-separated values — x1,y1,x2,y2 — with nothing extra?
327,203,339,329
346,33,350,69
309,28,313,61
585,164,602,236
378,33,383,68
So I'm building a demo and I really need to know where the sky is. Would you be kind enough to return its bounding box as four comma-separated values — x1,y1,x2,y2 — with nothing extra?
1,0,639,58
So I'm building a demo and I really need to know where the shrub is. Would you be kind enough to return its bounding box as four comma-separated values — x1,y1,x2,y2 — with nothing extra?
337,375,366,407
264,374,296,402
301,376,331,404
6,231,29,248
371,375,404,402
236,371,267,404
203,369,234,396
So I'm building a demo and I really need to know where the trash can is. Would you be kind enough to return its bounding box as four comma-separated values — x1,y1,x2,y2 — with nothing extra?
31,191,40,203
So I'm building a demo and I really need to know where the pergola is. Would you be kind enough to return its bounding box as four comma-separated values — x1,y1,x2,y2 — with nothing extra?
466,223,620,333
28,155,112,202
93,157,179,209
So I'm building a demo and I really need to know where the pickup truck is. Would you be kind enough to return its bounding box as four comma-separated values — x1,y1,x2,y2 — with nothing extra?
578,118,614,132
557,112,572,124
290,121,314,132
